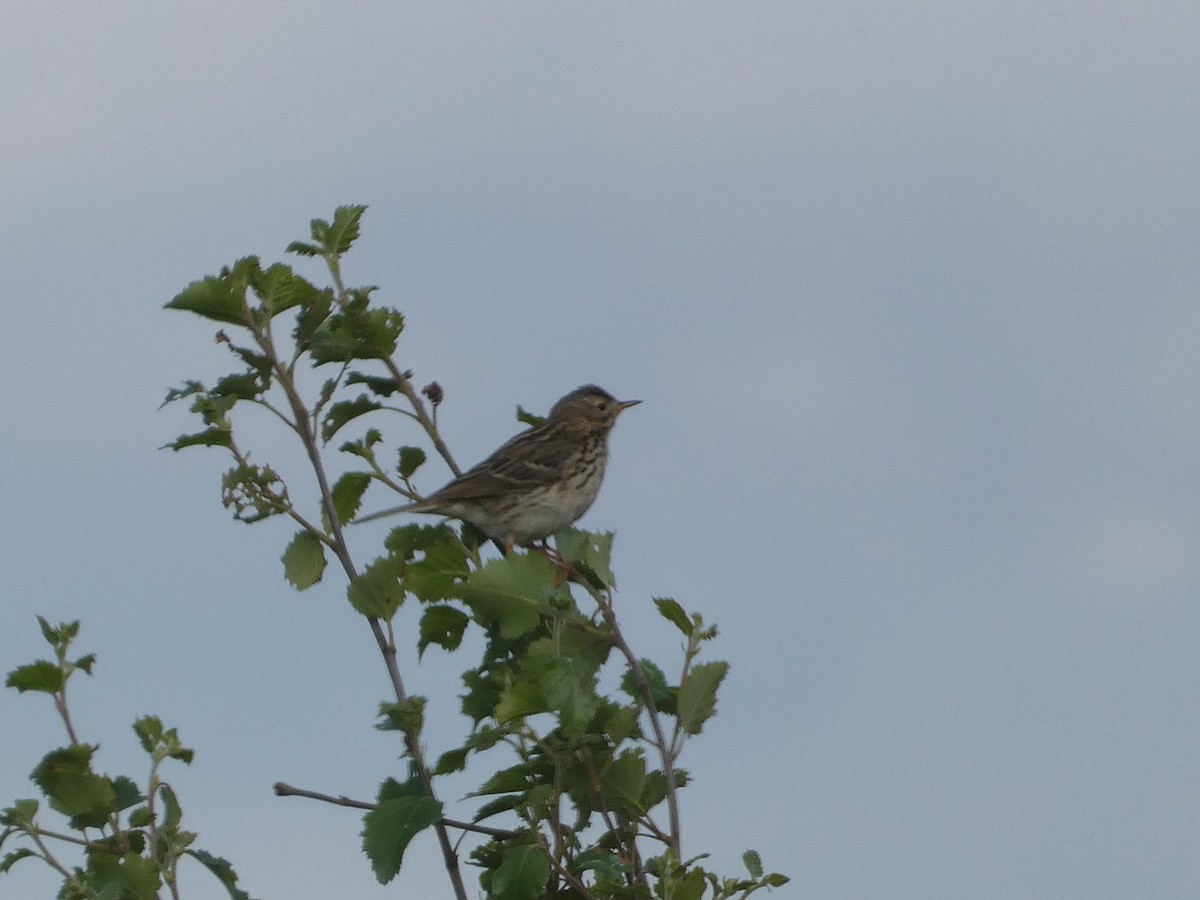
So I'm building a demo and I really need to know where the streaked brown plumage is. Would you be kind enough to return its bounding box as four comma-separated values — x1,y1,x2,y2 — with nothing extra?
358,385,640,547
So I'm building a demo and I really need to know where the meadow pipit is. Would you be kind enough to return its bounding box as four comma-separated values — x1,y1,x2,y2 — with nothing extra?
359,385,640,550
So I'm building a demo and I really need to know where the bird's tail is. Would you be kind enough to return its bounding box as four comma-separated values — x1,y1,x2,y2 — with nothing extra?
355,502,420,524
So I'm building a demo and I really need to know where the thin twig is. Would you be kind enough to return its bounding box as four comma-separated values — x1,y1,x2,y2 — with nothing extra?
273,783,520,839
583,582,682,856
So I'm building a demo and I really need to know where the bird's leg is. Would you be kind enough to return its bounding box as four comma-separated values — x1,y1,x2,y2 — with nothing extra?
531,541,578,587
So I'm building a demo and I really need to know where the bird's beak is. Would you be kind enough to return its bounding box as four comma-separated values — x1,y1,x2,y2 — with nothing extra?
617,399,642,412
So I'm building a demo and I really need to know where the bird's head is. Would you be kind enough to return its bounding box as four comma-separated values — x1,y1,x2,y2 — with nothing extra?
548,384,641,428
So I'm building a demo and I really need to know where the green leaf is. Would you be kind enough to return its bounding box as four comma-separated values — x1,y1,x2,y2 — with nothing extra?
329,471,371,524
6,660,63,693
461,669,502,723
405,539,470,603
162,380,205,406
158,784,183,828
73,653,97,675
222,463,287,523
293,286,334,343
572,849,626,881
674,868,708,900
743,849,763,878
601,749,647,816
492,844,549,900
339,427,384,461
232,346,273,378
620,659,669,705
185,848,257,900
418,605,470,656
212,372,266,401
308,301,403,364
111,777,143,813
166,275,248,326
515,404,546,428
346,371,403,397
162,427,233,451
473,794,522,821
286,240,320,257
282,531,326,590
321,394,382,443
603,704,641,743
252,262,321,318
456,554,557,639
473,765,531,796
653,597,694,636
397,446,426,480
1,799,39,827
554,529,615,588
434,745,470,776
543,658,600,739
377,697,426,736
361,784,442,884
676,661,729,735
132,715,164,753
0,848,36,874
495,680,546,723
31,745,115,827
326,204,368,256
347,555,406,618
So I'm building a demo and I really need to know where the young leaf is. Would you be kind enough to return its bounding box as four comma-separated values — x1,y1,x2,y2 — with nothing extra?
601,749,647,816
397,446,426,480
346,555,406,618
456,554,557,639
308,304,403,364
166,275,248,326
133,715,164,753
162,380,205,406
494,680,546,723
676,661,729,735
491,844,550,900
162,427,233,451
653,597,693,636
555,529,615,589
339,428,384,461
31,745,116,826
111,776,144,813
620,659,668,705
743,849,763,878
293,286,334,343
515,405,545,428
377,697,426,736
0,848,36,874
184,848,258,900
361,783,442,884
434,745,470,776
346,371,403,397
5,661,63,694
326,204,368,256
282,531,326,590
418,605,470,656
321,395,382,443
329,471,371,524
404,539,470,602
543,658,600,738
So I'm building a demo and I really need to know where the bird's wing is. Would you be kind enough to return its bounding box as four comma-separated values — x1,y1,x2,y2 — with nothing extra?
418,426,574,505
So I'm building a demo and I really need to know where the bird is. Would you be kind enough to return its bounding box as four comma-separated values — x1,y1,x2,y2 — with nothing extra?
357,385,640,551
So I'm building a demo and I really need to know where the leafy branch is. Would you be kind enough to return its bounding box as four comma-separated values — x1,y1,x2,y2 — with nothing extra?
159,206,788,898
2,619,256,900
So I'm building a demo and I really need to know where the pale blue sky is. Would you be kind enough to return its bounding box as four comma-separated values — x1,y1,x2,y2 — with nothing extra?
3,3,1200,898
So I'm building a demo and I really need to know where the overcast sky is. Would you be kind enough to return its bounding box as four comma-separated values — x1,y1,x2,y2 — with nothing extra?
3,3,1200,898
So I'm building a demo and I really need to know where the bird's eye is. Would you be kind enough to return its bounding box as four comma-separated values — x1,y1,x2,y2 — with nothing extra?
596,402,608,412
